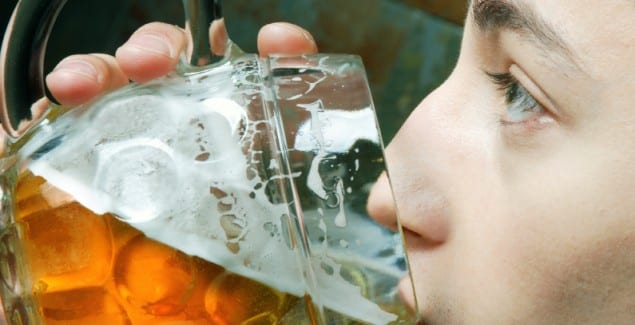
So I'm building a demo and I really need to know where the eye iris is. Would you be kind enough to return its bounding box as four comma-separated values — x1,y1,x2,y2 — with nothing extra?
506,84,542,122
505,82,520,105
485,71,545,124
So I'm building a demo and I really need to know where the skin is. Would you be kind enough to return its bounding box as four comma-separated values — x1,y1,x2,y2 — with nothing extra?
44,22,318,106
8,0,635,323
369,1,635,323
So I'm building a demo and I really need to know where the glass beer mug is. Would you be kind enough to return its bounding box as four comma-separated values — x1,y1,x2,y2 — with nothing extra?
0,0,419,324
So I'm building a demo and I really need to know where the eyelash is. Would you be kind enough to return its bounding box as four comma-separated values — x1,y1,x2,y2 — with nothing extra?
486,72,545,125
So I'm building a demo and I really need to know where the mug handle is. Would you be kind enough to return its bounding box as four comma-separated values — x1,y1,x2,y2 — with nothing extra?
0,0,67,137
0,0,223,138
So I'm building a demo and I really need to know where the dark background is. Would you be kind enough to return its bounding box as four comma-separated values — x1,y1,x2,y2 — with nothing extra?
1,0,464,142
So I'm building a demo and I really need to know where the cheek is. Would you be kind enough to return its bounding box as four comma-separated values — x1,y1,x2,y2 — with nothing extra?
495,133,635,316
386,78,499,187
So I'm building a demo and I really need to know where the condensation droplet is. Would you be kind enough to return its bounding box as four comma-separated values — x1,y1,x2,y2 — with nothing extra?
325,193,339,208
263,222,278,237
320,262,334,275
334,209,347,228
318,219,327,233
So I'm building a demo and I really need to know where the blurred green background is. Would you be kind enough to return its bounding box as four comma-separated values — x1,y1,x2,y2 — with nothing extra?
0,0,465,142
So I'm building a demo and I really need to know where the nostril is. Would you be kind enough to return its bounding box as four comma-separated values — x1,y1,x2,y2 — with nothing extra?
400,188,450,245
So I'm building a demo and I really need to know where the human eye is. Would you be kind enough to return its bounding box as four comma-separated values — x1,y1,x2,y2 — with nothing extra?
486,72,545,125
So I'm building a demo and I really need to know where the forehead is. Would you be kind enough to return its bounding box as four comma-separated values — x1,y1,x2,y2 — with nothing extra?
470,0,634,35
470,0,635,78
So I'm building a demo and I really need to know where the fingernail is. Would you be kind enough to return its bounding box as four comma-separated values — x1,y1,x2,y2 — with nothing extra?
278,23,317,48
124,33,174,58
301,30,317,48
51,59,99,81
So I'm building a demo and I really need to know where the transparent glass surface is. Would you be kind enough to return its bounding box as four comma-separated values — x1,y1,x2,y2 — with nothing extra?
0,50,417,324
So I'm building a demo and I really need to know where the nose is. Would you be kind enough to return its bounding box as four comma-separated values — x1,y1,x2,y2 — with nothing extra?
366,172,399,231
367,79,461,246
368,170,450,246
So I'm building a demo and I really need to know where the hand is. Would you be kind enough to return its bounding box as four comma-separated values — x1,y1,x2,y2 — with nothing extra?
44,22,318,108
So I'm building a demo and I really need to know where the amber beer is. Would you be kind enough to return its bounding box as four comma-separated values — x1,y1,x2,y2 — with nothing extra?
3,170,317,325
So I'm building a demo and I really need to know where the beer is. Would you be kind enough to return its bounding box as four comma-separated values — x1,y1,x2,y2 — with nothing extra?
3,170,307,324
2,169,414,324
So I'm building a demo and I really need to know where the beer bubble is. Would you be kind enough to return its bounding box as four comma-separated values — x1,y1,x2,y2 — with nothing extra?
204,272,289,324
114,236,196,316
22,202,113,293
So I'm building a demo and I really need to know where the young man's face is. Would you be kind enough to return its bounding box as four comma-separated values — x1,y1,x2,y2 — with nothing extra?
369,0,635,323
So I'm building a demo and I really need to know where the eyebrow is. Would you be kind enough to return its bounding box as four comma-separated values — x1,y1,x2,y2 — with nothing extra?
469,0,581,70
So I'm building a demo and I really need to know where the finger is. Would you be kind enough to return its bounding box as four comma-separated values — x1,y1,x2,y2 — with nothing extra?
209,18,229,56
115,22,187,83
15,97,50,133
45,53,129,107
30,97,51,121
257,22,318,57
